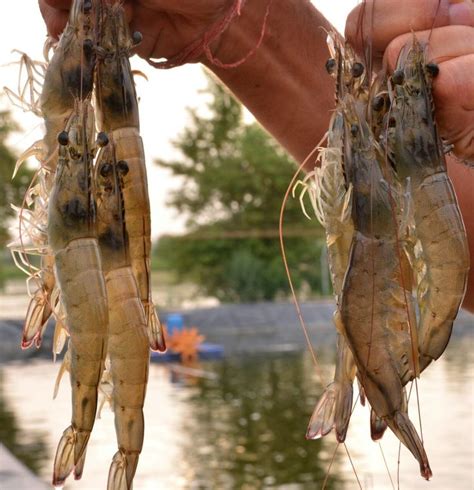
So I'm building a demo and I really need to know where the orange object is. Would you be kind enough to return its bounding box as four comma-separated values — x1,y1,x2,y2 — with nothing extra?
167,327,205,364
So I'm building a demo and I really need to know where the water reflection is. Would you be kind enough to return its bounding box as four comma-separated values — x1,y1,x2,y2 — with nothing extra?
0,339,472,489
181,355,340,488
0,370,48,474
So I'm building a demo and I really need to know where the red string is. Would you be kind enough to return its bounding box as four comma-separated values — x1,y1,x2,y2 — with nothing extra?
147,0,273,70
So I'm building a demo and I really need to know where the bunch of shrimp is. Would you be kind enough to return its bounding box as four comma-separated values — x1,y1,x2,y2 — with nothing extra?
294,32,469,481
8,1,166,488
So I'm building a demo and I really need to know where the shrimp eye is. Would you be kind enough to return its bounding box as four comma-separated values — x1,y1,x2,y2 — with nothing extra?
83,39,94,56
388,116,396,128
392,70,405,85
351,62,364,78
426,62,439,77
325,58,337,74
372,95,385,112
96,132,109,148
100,163,112,177
117,160,129,175
132,31,143,46
350,124,359,137
58,131,69,146
83,0,92,12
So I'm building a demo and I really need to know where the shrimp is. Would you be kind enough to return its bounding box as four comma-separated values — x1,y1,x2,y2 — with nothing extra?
94,1,165,352
388,37,470,373
48,101,109,486
339,93,431,479
95,143,150,490
302,40,357,443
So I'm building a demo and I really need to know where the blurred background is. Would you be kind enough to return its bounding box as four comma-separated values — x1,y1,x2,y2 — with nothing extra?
0,1,473,489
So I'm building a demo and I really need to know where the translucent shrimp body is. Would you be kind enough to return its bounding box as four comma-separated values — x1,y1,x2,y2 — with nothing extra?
340,95,431,480
48,103,108,486
96,146,150,490
389,39,470,373
305,109,356,443
95,2,165,352
305,40,358,443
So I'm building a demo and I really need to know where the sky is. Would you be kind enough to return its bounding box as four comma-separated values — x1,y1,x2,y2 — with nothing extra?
0,0,358,238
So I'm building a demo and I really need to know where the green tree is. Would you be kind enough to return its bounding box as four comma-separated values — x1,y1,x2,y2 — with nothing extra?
156,75,325,302
0,109,34,285
0,110,32,247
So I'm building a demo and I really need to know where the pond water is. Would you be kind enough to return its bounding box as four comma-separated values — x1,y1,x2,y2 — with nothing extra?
0,339,472,490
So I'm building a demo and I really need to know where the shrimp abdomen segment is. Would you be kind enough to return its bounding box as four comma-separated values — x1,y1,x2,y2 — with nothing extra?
53,238,108,484
414,172,469,369
341,235,415,413
341,235,430,478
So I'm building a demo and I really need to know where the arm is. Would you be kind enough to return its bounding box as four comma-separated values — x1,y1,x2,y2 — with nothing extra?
203,0,335,163
40,0,474,310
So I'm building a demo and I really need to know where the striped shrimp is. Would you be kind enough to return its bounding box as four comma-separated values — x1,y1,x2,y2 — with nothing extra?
49,101,109,486
339,93,431,479
94,1,165,352
388,37,470,373
95,143,150,490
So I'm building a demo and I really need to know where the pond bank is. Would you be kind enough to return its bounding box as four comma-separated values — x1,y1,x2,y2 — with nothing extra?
0,444,49,490
1,301,472,362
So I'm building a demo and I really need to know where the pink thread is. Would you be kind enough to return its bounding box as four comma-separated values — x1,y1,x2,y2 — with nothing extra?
147,0,273,70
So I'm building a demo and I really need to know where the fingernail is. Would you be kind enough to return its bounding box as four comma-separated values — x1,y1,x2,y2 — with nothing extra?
449,1,474,25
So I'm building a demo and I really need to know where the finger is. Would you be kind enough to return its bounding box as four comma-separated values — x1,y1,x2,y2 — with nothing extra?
39,1,69,38
43,0,71,9
384,25,474,71
435,53,474,159
345,0,473,57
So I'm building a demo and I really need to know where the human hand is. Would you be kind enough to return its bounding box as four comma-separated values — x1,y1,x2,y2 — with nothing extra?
345,0,474,161
39,0,231,64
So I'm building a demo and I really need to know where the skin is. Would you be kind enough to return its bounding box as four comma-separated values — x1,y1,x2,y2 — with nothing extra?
39,0,474,311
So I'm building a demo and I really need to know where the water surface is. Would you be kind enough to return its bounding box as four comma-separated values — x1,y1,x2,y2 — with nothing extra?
0,340,472,489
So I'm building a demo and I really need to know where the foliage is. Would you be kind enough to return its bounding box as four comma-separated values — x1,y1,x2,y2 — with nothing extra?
155,75,325,302
0,110,32,249
0,109,34,288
